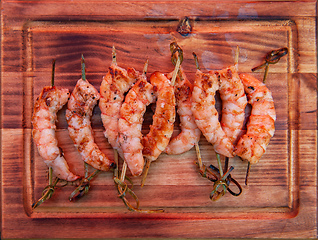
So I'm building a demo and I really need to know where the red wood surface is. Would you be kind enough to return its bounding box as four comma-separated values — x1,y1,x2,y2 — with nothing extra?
1,0,317,238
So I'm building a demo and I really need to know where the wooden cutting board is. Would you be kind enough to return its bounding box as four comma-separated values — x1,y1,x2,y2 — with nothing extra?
1,0,317,238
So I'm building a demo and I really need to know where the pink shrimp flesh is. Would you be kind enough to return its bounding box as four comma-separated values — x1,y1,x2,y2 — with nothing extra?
164,68,201,155
142,71,176,162
191,70,235,157
235,73,276,164
66,78,115,171
217,65,247,144
32,86,79,181
118,74,155,176
99,64,139,150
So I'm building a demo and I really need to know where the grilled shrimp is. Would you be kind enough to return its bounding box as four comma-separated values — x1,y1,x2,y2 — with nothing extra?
118,74,155,176
66,78,115,171
191,70,235,157
142,71,176,161
32,86,79,182
217,65,247,144
234,73,276,164
99,63,139,151
164,68,201,155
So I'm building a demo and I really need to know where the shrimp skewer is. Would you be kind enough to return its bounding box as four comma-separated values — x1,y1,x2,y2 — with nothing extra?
118,63,155,176
216,47,247,192
141,71,176,184
142,72,176,158
218,65,247,145
191,50,244,200
165,68,201,155
164,42,201,155
116,61,164,212
191,70,235,158
234,73,276,164
99,46,140,152
243,47,286,185
32,63,79,182
32,60,79,209
66,55,115,172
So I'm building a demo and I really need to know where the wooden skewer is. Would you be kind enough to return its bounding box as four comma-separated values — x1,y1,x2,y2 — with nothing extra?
195,143,203,170
81,54,86,81
140,59,152,187
245,47,288,185
170,55,181,86
141,160,151,187
234,45,239,68
112,45,117,65
51,59,56,87
33,60,59,209
141,42,183,187
120,162,128,183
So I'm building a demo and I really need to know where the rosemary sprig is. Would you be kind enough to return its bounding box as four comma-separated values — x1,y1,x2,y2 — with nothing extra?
32,167,59,209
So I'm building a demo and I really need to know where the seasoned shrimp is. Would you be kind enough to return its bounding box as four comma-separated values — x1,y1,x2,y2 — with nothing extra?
66,78,115,171
234,73,276,164
99,63,139,150
118,74,155,176
142,71,176,162
164,68,201,155
217,65,247,144
191,70,235,157
32,86,79,182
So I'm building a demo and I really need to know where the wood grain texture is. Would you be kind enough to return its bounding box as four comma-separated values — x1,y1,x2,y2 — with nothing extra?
1,0,317,238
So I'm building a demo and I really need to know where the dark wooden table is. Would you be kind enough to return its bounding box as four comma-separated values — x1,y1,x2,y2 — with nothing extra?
1,0,317,238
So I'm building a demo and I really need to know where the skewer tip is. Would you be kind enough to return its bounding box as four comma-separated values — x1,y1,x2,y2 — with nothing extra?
112,45,117,65
141,160,151,187
192,52,200,70
245,162,251,186
51,59,56,87
81,54,86,81
234,45,239,68
143,59,149,76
